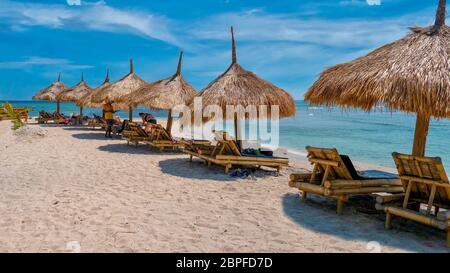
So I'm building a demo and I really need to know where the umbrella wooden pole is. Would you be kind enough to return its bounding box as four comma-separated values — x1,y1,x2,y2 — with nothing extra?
129,107,133,122
80,106,83,117
412,113,430,157
166,109,173,133
234,113,242,152
56,100,60,114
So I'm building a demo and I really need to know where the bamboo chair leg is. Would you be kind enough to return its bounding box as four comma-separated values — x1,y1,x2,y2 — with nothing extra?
435,206,440,217
403,180,413,209
189,155,193,162
301,191,307,201
426,185,437,215
336,199,344,215
385,212,393,229
225,164,231,174
447,228,450,248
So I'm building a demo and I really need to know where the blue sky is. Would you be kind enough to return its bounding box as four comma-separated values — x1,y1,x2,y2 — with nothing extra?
0,0,444,100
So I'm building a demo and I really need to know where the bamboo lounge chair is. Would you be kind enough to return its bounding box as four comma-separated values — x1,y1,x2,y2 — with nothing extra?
289,146,403,214
144,124,190,152
52,112,70,124
123,122,153,145
375,153,450,247
36,111,53,124
0,107,29,121
183,130,289,173
88,114,107,129
37,111,69,124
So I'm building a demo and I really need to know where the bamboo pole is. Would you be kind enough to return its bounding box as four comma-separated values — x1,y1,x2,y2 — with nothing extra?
215,154,289,164
289,173,313,181
384,206,447,230
399,175,450,188
412,113,430,157
166,109,173,133
375,193,405,204
309,158,340,167
56,100,60,114
289,181,325,195
324,179,402,189
80,106,83,117
129,107,133,122
325,186,404,196
234,113,242,152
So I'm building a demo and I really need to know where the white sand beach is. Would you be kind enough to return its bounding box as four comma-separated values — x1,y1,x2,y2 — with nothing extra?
0,120,448,253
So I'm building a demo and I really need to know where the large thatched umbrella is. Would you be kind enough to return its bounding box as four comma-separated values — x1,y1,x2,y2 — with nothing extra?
77,68,111,109
90,59,148,121
305,0,450,157
57,73,93,116
192,27,296,149
32,73,68,114
124,51,196,132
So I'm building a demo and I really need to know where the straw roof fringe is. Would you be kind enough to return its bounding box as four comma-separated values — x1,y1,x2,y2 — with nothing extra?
90,59,148,110
57,73,93,102
32,73,68,101
123,51,197,110
305,0,450,118
191,27,296,119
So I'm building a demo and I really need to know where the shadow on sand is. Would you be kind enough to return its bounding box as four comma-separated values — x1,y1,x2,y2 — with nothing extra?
63,126,103,132
158,158,237,181
97,143,181,156
32,123,70,128
282,193,448,252
71,132,121,140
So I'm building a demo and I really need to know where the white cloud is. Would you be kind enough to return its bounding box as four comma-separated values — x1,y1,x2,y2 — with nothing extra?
0,0,178,45
188,10,433,49
0,56,93,70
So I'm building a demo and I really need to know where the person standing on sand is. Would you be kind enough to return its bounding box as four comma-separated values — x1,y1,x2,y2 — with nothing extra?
103,103,115,138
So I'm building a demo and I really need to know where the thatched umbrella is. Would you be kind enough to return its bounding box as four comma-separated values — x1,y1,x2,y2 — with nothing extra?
57,73,93,116
90,59,148,121
32,73,68,114
124,51,196,132
77,68,111,109
305,0,450,157
192,27,296,149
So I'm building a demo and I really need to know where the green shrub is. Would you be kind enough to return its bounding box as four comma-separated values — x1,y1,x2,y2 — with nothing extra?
1,102,32,130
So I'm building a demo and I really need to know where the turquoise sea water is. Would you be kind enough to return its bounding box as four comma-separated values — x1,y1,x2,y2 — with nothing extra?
3,100,450,170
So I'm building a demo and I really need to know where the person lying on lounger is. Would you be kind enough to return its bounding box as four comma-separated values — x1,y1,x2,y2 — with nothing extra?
139,112,157,125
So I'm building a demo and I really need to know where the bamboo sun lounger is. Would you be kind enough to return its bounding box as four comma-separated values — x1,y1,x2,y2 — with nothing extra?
124,122,211,152
144,124,197,152
183,131,289,174
123,123,153,145
289,146,403,214
88,116,107,129
375,153,450,247
37,111,69,124
36,111,53,124
0,107,29,121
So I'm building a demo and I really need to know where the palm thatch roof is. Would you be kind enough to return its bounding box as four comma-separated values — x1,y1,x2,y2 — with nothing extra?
77,69,111,108
192,27,296,120
32,73,68,101
123,51,197,110
305,0,450,119
57,73,93,102
90,59,148,110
